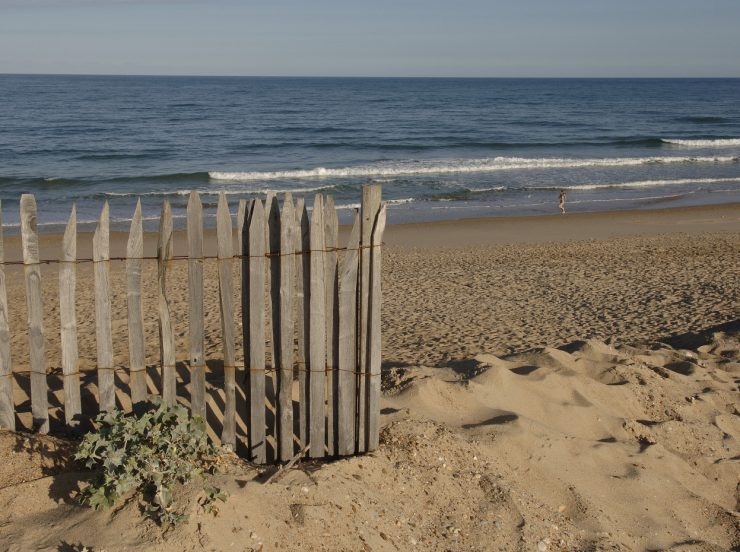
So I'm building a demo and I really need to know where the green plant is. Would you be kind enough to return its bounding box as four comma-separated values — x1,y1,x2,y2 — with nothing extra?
75,398,224,525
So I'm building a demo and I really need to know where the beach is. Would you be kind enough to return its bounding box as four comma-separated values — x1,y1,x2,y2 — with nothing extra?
0,202,738,551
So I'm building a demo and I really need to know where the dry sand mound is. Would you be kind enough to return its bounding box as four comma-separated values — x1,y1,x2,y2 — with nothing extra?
1,325,738,551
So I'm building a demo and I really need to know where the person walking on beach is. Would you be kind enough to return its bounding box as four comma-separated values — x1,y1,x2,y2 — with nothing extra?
558,189,567,214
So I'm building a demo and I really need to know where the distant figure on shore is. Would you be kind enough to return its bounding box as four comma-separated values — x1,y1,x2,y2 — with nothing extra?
559,189,567,214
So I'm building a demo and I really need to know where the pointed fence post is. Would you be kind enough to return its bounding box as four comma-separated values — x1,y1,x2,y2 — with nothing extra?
157,201,176,406
337,211,360,455
21,195,48,432
126,200,147,408
59,205,81,426
94,202,115,412
358,185,381,452
188,192,206,419
217,193,236,448
294,198,310,449
0,202,14,431
323,195,339,455
278,194,295,461
246,199,266,463
309,194,326,458
366,205,386,451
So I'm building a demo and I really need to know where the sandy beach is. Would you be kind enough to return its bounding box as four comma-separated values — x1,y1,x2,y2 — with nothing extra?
0,203,738,551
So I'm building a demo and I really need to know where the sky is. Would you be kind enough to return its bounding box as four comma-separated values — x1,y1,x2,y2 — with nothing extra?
0,0,739,77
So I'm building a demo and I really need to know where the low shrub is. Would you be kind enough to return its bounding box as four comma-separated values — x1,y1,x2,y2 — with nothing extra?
75,398,225,525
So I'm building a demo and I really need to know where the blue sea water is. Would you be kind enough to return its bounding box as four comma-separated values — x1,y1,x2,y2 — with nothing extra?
0,75,739,232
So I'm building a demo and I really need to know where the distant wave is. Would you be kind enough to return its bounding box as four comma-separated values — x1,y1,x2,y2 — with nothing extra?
103,184,335,198
662,138,740,147
209,155,739,181
530,177,740,191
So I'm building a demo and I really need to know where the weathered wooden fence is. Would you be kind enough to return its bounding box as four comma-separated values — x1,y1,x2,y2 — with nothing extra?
0,185,386,463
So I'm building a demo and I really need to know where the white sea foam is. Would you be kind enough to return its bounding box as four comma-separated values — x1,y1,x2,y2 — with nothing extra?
662,138,740,147
208,155,739,181
104,185,333,198
551,177,740,191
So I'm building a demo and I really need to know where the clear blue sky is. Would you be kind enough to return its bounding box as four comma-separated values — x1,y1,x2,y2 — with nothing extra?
1,0,739,77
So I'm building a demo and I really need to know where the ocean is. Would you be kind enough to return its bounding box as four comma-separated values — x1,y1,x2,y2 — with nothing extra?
1,75,739,232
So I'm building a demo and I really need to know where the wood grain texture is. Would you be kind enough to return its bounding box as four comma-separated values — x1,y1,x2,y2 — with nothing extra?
59,205,80,426
21,195,49,432
247,199,267,463
94,201,115,412
217,193,237,449
187,192,206,419
357,185,381,452
366,205,386,451
126,200,147,407
157,201,176,406
278,194,295,461
323,195,339,455
0,202,14,431
294,197,310,448
309,194,326,458
337,210,360,455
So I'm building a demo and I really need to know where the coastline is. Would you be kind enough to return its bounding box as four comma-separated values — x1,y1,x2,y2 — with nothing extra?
2,202,738,262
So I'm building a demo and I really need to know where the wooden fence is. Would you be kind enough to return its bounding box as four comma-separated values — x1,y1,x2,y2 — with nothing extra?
0,185,386,463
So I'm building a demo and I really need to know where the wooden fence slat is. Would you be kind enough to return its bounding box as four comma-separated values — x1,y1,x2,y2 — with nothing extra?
323,195,339,455
366,205,387,451
157,201,176,406
358,185,381,452
20,194,48,432
247,199,266,463
337,210,360,455
126,200,147,408
265,192,279,372
294,198,310,448
187,192,206,419
309,194,326,458
217,193,237,449
237,199,247,261
59,205,80,426
93,201,115,412
0,202,14,431
278,194,295,461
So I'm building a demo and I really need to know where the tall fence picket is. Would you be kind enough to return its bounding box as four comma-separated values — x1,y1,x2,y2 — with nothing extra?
94,202,115,412
366,205,387,451
187,192,206,419
278,194,295,461
323,195,339,455
126,200,147,408
59,206,80,426
309,194,326,458
358,185,381,452
157,201,176,406
247,199,267,463
338,210,360,455
217,193,237,449
0,202,13,431
20,194,49,433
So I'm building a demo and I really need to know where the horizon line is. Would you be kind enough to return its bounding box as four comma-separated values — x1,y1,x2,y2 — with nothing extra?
2,72,740,80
